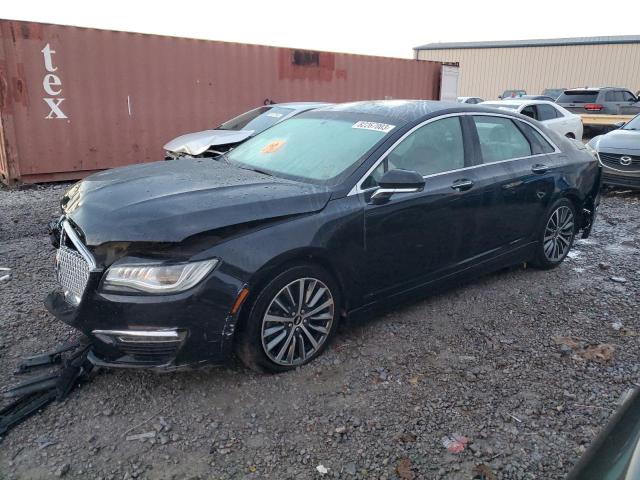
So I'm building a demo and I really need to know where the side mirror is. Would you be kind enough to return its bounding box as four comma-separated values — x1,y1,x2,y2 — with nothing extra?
613,121,626,129
370,169,425,204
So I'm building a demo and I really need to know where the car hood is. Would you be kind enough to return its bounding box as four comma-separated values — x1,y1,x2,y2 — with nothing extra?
62,159,331,246
163,129,254,155
595,129,640,152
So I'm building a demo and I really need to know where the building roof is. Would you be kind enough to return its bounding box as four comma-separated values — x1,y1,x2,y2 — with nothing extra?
415,35,640,51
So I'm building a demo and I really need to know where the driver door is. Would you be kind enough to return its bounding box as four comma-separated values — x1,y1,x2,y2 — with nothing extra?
361,116,483,300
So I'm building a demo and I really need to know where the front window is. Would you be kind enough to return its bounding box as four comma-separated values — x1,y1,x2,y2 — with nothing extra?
226,115,392,183
362,117,465,189
217,106,295,133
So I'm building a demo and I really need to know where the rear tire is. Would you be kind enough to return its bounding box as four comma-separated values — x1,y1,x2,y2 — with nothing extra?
236,264,341,373
532,198,577,269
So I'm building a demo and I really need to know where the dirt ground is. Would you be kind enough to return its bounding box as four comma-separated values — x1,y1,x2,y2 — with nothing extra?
0,184,638,480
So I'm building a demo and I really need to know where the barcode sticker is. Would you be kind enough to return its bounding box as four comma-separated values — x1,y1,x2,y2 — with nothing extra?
352,121,395,133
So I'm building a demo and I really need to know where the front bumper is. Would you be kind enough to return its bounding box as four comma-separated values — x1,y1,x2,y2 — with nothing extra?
45,266,246,369
602,171,640,189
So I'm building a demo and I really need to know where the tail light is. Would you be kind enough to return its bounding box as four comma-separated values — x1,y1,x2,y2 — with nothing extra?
584,104,603,112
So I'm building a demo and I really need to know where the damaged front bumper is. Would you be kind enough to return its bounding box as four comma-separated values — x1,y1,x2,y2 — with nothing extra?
45,266,246,370
45,218,248,370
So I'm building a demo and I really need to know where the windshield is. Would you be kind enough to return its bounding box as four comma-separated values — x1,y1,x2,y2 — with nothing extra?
217,106,295,133
622,115,640,130
226,115,393,183
557,91,598,103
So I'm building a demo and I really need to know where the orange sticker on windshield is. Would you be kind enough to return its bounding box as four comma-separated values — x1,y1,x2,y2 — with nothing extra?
261,140,286,154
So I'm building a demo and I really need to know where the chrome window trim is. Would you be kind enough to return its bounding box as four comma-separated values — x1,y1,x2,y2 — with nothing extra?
348,111,560,196
62,220,98,271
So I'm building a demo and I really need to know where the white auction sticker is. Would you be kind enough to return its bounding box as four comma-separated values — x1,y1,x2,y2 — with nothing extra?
266,112,284,118
352,121,395,133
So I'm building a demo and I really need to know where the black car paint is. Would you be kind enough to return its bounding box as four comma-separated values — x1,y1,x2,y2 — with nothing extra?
46,102,601,369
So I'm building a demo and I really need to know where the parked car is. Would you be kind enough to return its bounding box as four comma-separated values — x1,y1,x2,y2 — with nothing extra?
587,113,640,188
510,95,557,102
481,99,583,139
47,100,601,373
457,96,484,104
499,89,526,99
163,102,330,158
542,88,566,101
556,87,640,115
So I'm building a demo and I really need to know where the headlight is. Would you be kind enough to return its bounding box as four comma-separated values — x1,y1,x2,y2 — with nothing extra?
584,142,599,160
102,259,218,294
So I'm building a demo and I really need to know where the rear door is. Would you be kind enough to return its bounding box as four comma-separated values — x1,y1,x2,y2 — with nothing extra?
466,115,557,255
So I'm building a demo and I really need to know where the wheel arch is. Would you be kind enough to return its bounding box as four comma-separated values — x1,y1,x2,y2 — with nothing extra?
233,248,348,335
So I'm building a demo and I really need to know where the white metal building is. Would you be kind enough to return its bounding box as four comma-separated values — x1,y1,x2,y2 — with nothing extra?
415,36,640,100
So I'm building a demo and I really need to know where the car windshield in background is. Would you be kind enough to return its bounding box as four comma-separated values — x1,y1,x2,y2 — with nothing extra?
622,115,640,130
483,103,519,110
217,106,295,132
557,91,599,103
226,116,391,183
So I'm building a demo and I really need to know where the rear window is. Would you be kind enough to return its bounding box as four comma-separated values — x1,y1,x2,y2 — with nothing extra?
557,91,599,103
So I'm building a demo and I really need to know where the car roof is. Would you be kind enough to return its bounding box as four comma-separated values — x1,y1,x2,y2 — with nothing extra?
275,102,333,110
563,87,627,92
315,100,468,123
487,99,556,106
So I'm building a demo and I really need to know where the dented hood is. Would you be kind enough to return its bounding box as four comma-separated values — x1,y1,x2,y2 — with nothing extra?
62,159,331,246
163,129,254,155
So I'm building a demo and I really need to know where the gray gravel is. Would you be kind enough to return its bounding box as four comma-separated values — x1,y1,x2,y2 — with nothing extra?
0,184,639,480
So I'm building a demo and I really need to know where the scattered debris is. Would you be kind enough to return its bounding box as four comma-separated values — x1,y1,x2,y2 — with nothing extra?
598,262,610,270
396,458,416,480
0,267,11,282
507,413,522,423
442,433,469,453
315,464,329,475
125,431,156,442
553,336,615,363
36,435,57,449
0,340,92,436
581,344,615,363
472,463,496,480
610,276,627,283
611,322,624,331
407,376,420,386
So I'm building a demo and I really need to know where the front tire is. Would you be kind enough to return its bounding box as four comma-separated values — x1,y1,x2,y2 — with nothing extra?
236,264,340,373
532,198,577,269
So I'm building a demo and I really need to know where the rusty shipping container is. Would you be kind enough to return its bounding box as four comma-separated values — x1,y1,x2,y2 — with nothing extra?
0,20,443,185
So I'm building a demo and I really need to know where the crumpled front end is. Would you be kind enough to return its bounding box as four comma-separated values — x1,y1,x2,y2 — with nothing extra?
45,219,246,370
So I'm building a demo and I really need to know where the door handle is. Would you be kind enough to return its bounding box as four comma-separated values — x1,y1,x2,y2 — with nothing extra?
531,164,548,174
450,179,474,191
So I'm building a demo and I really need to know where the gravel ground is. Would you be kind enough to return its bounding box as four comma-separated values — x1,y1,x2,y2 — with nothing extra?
0,184,639,480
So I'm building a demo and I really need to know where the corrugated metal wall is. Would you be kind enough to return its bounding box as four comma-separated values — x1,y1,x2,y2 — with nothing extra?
0,20,442,184
417,43,640,100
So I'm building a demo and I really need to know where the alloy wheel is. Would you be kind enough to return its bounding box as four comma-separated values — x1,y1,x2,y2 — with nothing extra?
261,277,334,366
543,205,574,262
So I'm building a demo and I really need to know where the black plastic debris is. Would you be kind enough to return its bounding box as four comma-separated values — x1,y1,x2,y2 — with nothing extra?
0,340,93,437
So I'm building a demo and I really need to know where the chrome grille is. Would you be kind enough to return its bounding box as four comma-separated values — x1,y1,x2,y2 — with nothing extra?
56,245,91,305
599,152,640,172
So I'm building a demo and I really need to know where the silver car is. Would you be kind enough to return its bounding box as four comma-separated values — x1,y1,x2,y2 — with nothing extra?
164,102,330,158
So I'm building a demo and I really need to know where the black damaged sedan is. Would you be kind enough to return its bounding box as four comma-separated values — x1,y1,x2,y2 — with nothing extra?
47,101,601,372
